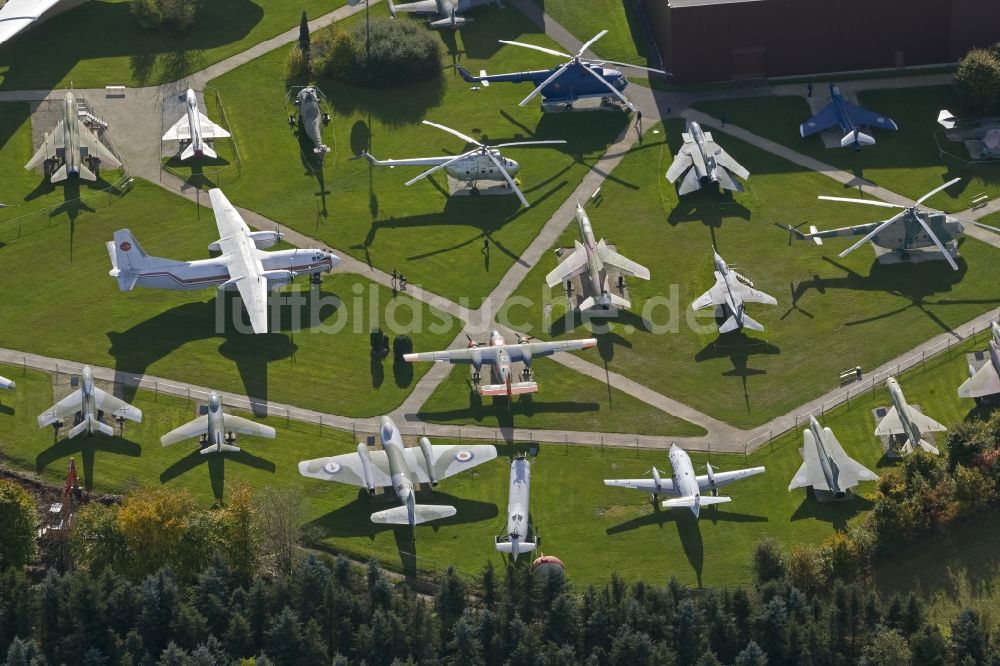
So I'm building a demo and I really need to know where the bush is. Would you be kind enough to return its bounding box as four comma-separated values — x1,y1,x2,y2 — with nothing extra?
955,45,1000,115
130,0,199,30
285,46,311,84
0,479,37,568
312,17,441,88
751,537,786,586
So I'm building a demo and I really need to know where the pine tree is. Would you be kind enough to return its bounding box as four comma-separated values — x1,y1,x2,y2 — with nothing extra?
298,11,311,56
265,607,303,666
734,640,768,666
434,566,467,631
225,613,255,659
5,637,48,666
950,608,988,665
480,561,497,610
155,642,189,666
449,611,485,666
910,625,947,666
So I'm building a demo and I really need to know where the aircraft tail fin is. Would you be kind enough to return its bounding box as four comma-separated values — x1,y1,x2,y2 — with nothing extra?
387,0,396,16
716,167,744,193
67,415,114,439
608,292,631,309
677,167,701,195
937,109,956,129
455,65,479,83
480,381,537,397
201,444,240,455
719,315,741,334
740,313,764,332
200,144,218,159
109,229,165,285
430,15,468,28
495,539,537,559
578,296,597,311
51,164,69,183
841,130,875,148
808,225,824,246
371,504,456,526
180,143,197,161
78,163,96,182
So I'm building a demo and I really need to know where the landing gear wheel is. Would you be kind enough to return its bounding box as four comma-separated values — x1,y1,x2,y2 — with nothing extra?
310,272,322,286
470,186,480,196
900,251,911,261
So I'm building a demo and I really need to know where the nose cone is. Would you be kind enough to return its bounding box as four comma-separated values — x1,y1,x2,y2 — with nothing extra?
379,415,396,442
507,159,520,175
209,392,221,411
325,251,340,271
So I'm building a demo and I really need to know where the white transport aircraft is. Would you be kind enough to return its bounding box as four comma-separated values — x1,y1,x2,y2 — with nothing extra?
107,188,339,334
162,88,232,160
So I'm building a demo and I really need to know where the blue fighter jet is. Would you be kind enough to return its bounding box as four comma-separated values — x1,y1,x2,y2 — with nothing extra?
800,83,898,150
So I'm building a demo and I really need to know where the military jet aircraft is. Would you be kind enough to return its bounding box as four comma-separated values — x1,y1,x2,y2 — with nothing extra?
291,87,330,160
37,365,142,438
691,249,776,333
666,120,749,195
875,376,945,455
545,202,650,311
162,88,231,161
361,120,564,207
404,331,597,397
161,391,275,454
959,320,1000,399
0,0,81,46
800,83,898,150
605,444,765,519
457,29,666,111
386,0,499,28
0,376,14,390
791,179,967,270
789,416,878,499
106,189,338,334
299,416,497,527
25,91,121,182
495,456,537,561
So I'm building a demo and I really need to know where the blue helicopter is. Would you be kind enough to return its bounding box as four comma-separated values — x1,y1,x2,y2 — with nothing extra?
457,30,667,112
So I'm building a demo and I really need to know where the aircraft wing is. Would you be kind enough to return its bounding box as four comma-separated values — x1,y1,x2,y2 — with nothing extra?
211,189,269,334
25,125,63,170
404,346,501,365
907,409,947,433
505,338,597,362
37,389,82,427
160,415,208,446
874,406,904,436
665,146,694,183
162,115,191,141
691,274,727,310
77,120,121,169
788,429,825,491
710,145,750,180
604,477,677,494
595,240,650,280
696,466,765,490
544,241,589,287
958,362,1000,398
823,428,878,486
298,450,393,488
391,0,440,12
800,103,840,137
198,113,231,139
843,102,898,131
0,0,65,45
730,280,777,305
92,386,142,423
402,444,497,484
223,413,276,439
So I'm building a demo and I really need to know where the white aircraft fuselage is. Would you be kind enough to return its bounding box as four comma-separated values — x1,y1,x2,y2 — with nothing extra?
503,458,531,559
576,204,610,306
687,122,721,187
808,416,844,497
60,92,83,177
886,377,922,446
668,444,700,503
0,376,14,390
370,149,519,182
127,248,335,291
470,330,517,387
203,392,230,451
357,416,425,524
713,250,748,323
183,88,209,157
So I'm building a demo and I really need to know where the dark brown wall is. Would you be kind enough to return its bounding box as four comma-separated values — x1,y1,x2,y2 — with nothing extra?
647,0,1000,83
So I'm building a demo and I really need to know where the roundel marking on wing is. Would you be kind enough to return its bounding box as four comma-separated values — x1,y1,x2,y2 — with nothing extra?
119,241,132,251
323,461,342,474
455,450,474,462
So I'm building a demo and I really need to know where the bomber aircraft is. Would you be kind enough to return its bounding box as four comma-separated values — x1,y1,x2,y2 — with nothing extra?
162,88,231,161
959,321,1000,399
691,249,776,333
875,376,945,455
25,91,121,182
789,416,878,499
496,456,537,561
386,0,499,28
666,120,749,195
800,83,898,150
37,365,142,438
161,392,275,454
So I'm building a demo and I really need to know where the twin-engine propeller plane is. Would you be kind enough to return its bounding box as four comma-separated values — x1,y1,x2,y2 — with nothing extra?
404,331,597,397
299,416,497,527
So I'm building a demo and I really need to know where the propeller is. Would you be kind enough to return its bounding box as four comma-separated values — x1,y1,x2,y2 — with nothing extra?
465,333,482,348
515,332,536,344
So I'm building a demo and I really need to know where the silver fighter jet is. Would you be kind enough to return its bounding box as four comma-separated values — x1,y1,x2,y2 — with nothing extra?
545,202,650,311
666,120,749,195
875,376,945,455
495,456,536,560
25,91,121,182
161,391,275,454
37,365,142,438
789,416,878,499
604,443,765,519
162,88,231,161
959,321,1000,399
691,249,776,333
298,416,497,527
387,0,500,29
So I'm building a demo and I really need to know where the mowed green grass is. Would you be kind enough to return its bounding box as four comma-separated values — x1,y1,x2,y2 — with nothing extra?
693,85,1000,213
416,357,706,437
209,4,628,307
499,120,1000,428
1,330,992,588
0,0,351,89
526,0,649,66
0,178,462,418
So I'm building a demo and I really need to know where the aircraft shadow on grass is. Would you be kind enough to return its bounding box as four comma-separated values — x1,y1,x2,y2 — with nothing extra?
418,389,600,430
294,127,330,218
666,195,752,230
164,153,231,191
790,490,873,530
695,331,781,412
325,75,446,128
0,0,262,90
36,435,142,492
106,288,343,414
159,446,276,501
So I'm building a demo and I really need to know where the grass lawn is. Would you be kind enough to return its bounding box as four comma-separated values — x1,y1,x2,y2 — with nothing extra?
416,357,707,437
693,86,1000,213
0,178,461,418
1,329,992,588
499,120,1000,428
0,0,353,90
208,4,628,307
527,0,649,66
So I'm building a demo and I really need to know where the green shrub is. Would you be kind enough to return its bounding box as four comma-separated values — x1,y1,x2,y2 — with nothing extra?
285,46,311,83
130,0,198,30
0,479,37,569
312,17,441,88
955,45,1000,115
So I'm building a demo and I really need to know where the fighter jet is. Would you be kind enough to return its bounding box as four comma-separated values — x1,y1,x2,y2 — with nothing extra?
0,376,14,390
691,249,776,333
386,0,499,29
404,331,597,397
37,365,141,438
160,391,275,454
106,188,338,334
0,0,82,46
788,416,878,499
495,456,537,560
959,321,1000,399
25,91,121,182
800,83,898,150
162,88,231,161
545,203,650,311
292,87,330,160
298,416,497,527
666,120,749,195
604,443,765,519
875,376,945,455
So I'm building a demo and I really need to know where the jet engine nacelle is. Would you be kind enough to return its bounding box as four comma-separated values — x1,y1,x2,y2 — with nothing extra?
418,437,438,486
520,346,533,368
599,292,613,310
651,466,662,493
208,230,284,252
356,443,377,495
262,270,297,288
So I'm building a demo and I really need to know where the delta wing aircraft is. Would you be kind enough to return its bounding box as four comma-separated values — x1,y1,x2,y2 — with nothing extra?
161,392,275,454
800,83,898,150
0,376,14,389
666,120,749,195
404,331,597,397
386,0,499,28
25,91,121,182
959,321,1000,399
299,416,497,527
545,203,650,311
874,376,945,455
605,444,765,519
789,416,878,499
691,249,776,333
37,365,141,438
162,88,232,161
496,456,537,560
107,188,339,334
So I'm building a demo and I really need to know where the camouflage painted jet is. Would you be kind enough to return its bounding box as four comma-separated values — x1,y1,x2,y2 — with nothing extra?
959,321,1000,399
162,88,231,161
25,91,120,182
666,120,749,195
789,416,878,499
37,365,141,438
691,249,776,333
161,391,274,454
874,376,945,455
386,0,500,28
299,416,497,527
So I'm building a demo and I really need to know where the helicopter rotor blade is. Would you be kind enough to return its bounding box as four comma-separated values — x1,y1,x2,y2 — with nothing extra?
915,177,962,206
421,120,481,147
914,214,959,271
498,39,570,59
518,61,572,107
592,59,668,75
485,150,530,209
837,211,907,258
969,220,1000,234
817,195,904,209
492,140,568,149
580,63,635,112
403,150,474,186
576,29,608,57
